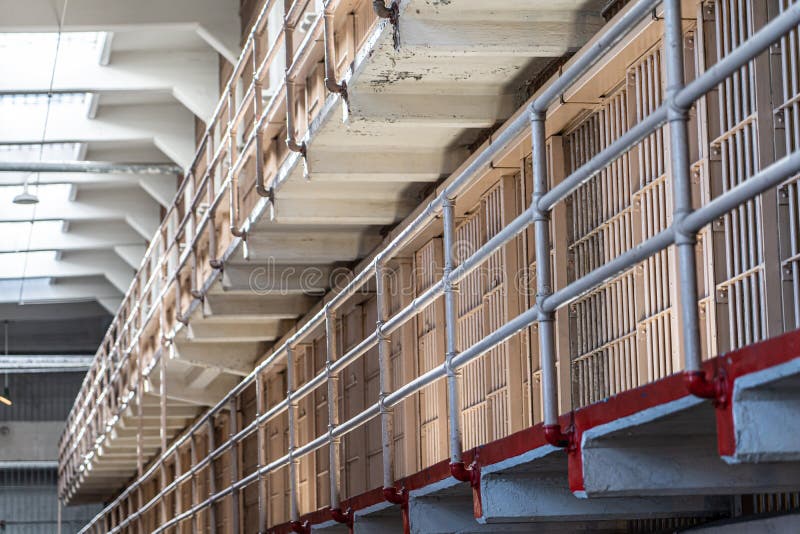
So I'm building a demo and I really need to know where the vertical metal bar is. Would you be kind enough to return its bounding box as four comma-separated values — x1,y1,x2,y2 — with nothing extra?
174,448,183,531
325,307,343,512
228,398,241,534
287,345,301,524
255,372,267,533
376,260,396,490
253,29,269,198
664,0,703,372
206,418,218,534
531,109,566,445
159,346,169,527
190,435,198,534
442,198,463,465
136,340,144,480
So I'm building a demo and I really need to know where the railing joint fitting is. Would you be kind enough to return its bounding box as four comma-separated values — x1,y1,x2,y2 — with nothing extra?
544,424,576,451
378,392,392,415
376,320,390,342
528,106,546,122
684,369,729,408
445,351,459,377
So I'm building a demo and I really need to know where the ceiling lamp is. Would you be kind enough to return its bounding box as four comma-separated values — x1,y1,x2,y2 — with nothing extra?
12,184,39,205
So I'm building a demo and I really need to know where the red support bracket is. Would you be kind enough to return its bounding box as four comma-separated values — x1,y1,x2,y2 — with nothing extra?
382,486,410,534
684,369,729,408
289,520,311,534
449,460,482,518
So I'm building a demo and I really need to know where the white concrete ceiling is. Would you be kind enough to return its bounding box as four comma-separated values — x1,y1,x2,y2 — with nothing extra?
0,0,239,315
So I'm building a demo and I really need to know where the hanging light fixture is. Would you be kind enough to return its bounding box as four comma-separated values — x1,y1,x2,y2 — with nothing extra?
0,323,10,406
12,183,39,205
12,173,39,205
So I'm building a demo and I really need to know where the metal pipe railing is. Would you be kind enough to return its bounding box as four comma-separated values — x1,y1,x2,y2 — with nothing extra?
324,0,347,98
73,0,800,531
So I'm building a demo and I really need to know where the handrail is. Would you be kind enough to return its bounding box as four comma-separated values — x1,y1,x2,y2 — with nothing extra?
66,0,800,530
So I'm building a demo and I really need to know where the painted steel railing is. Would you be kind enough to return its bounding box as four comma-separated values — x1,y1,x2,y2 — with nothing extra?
69,0,800,531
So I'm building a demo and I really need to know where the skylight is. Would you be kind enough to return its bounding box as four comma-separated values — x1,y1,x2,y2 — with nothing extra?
0,32,104,91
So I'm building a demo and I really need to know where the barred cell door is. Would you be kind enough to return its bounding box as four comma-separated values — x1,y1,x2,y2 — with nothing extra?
414,238,448,468
564,86,642,408
456,176,525,450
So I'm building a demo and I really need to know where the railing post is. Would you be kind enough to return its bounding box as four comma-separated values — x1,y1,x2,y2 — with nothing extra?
663,0,724,402
159,344,169,528
442,198,462,465
190,434,199,534
255,371,268,533
531,108,571,448
287,345,308,533
443,196,482,514
228,397,241,534
326,306,351,526
376,259,396,491
252,32,270,198
206,417,218,534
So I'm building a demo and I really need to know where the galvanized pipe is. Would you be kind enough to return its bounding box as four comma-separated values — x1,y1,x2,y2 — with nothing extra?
442,198,463,465
323,1,347,98
252,30,270,199
284,18,307,156
325,307,346,520
530,110,568,447
664,0,701,377
376,259,397,491
228,398,241,534
0,160,182,174
286,345,303,530
206,418,218,534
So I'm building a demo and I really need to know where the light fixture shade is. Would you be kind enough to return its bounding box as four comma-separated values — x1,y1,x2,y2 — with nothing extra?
12,190,39,205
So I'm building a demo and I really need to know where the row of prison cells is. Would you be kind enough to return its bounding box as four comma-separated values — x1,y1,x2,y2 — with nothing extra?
62,0,800,532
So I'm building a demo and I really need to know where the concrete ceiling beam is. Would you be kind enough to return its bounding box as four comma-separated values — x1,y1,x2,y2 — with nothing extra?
0,221,143,254
397,18,604,57
0,0,240,62
271,196,418,226
1,187,160,239
170,340,265,377
0,277,122,309
0,103,194,168
0,250,134,293
241,227,383,264
145,373,239,407
347,92,517,129
184,319,291,343
201,293,316,321
305,148,464,183
220,262,333,295
1,50,219,121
